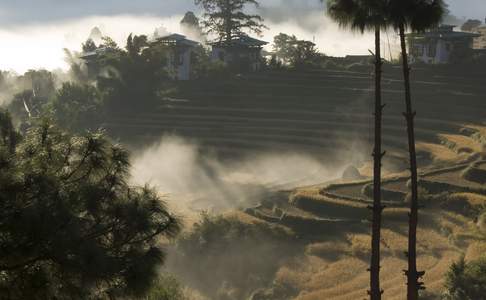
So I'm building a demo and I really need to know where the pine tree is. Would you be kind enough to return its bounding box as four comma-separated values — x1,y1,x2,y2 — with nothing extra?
195,0,266,43
0,112,180,299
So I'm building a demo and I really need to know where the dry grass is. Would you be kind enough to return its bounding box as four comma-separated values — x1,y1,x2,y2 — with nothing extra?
234,129,486,299
222,211,266,224
416,142,461,162
292,190,367,209
465,241,486,261
439,133,485,154
270,206,469,300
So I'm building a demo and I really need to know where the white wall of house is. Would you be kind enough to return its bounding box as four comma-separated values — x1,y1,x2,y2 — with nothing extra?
177,49,192,80
166,47,192,80
411,40,451,64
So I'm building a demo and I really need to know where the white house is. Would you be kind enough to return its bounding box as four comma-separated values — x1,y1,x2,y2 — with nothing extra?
210,35,268,72
153,34,199,80
407,25,480,64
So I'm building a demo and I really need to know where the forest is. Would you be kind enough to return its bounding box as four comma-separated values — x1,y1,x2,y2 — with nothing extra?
1,0,486,299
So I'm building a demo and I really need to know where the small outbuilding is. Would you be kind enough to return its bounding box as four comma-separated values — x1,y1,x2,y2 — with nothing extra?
407,25,480,64
210,35,268,72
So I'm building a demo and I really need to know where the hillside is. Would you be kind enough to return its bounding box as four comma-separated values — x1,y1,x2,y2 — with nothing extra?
105,65,486,175
243,125,486,299
105,66,486,299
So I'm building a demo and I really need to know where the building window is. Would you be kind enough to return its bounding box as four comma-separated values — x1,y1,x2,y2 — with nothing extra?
412,45,423,56
427,43,436,57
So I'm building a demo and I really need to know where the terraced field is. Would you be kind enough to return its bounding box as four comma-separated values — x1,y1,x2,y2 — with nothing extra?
241,125,486,299
106,66,486,299
105,66,486,175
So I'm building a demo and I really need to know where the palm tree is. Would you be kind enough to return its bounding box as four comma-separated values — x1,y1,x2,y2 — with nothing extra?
386,1,444,299
326,1,388,299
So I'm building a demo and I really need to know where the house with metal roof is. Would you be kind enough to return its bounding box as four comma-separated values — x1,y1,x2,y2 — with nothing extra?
152,34,200,80
407,25,480,64
209,35,268,72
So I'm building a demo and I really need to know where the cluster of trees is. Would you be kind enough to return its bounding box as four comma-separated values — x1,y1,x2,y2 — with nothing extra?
443,256,486,299
461,19,484,32
195,0,266,44
271,33,322,68
0,110,181,298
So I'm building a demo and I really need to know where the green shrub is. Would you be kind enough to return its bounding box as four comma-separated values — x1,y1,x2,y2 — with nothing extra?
145,274,189,300
170,213,298,300
443,256,486,300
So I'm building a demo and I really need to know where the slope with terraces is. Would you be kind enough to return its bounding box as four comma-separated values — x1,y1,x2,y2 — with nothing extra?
105,65,486,299
105,65,486,175
243,124,486,299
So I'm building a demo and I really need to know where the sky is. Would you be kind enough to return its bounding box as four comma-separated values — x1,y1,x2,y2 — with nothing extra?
0,0,485,73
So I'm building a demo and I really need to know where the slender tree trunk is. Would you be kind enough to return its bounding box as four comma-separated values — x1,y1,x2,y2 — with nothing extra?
369,27,385,300
399,23,423,300
224,0,232,44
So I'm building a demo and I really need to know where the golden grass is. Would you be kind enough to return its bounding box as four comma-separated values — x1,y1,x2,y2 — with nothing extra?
272,206,468,300
292,190,367,209
247,130,486,299
465,241,486,261
222,211,266,224
439,134,485,153
416,142,461,162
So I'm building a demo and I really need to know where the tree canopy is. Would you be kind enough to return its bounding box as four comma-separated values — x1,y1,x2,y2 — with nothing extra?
444,256,486,300
0,111,180,299
461,19,483,32
195,0,266,43
272,33,320,68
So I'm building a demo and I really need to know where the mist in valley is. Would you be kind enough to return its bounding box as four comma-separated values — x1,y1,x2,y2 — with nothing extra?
130,135,350,214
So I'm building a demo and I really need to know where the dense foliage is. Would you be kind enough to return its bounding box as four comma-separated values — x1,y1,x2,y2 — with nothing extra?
272,33,321,68
195,0,266,42
0,111,180,299
169,213,299,300
443,256,486,300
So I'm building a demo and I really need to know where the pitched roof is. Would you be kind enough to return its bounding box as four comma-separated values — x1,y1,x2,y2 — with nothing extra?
407,25,481,40
154,33,199,47
210,35,268,47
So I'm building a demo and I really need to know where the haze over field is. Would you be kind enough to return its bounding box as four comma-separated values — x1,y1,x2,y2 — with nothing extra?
1,0,484,73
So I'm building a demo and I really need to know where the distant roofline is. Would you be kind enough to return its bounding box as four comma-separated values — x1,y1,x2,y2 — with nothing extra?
209,35,268,47
406,26,481,39
152,33,200,47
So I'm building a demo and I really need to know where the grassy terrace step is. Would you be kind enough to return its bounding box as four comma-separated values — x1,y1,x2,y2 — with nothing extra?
111,108,464,133
177,82,486,102
149,105,466,128
105,117,441,143
438,134,485,154
235,76,486,95
106,127,401,153
290,191,367,220
105,123,428,155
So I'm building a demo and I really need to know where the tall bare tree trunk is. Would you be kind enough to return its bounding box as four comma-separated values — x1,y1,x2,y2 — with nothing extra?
369,27,385,300
399,23,423,300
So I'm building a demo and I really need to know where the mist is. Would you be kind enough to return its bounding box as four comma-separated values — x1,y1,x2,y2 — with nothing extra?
130,135,345,214
1,11,380,73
